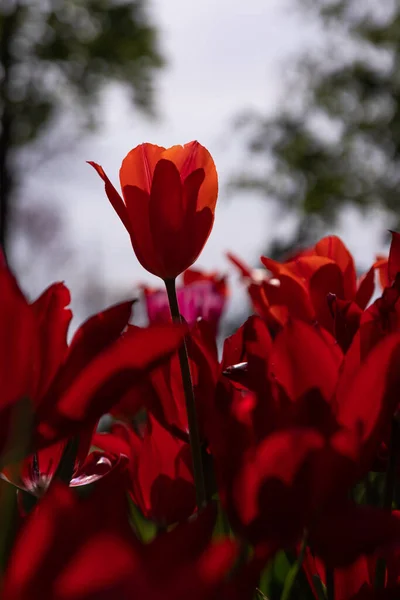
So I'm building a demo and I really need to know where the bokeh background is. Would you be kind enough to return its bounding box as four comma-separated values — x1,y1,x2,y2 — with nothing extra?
1,0,397,330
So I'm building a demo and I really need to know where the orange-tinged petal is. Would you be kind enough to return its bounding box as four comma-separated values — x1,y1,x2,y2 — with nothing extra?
374,255,389,290
287,255,335,281
162,141,218,211
262,275,314,322
262,255,333,282
94,141,218,280
120,143,165,194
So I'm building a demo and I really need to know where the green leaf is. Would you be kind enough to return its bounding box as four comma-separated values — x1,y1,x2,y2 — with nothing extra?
129,500,157,544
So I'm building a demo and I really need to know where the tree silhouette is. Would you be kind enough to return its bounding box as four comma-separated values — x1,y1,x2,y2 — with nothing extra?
232,1,400,257
0,0,163,255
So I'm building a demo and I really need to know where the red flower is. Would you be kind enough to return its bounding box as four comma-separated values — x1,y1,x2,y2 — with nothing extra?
350,232,400,365
89,142,218,280
2,477,237,600
303,547,376,600
203,317,400,562
0,263,187,463
1,428,126,514
94,416,196,526
112,320,219,442
229,236,376,350
142,268,228,336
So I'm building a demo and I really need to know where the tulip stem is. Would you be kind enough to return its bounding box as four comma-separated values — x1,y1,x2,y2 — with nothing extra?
165,278,207,510
375,419,399,589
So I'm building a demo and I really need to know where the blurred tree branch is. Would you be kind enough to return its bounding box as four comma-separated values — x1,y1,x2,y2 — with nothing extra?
0,0,164,256
231,0,400,258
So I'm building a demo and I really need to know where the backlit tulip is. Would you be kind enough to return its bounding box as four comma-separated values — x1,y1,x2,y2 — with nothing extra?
89,141,218,280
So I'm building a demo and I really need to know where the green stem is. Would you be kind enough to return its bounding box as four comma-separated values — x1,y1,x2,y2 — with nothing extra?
164,278,207,509
54,437,80,485
375,419,399,588
281,533,308,600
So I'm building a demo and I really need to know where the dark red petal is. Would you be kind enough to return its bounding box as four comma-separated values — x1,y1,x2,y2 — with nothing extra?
36,324,187,446
31,282,72,399
149,159,195,278
337,332,400,473
88,161,131,232
2,466,134,599
309,262,344,333
231,427,325,546
123,184,165,277
271,319,341,405
314,235,357,299
355,267,375,310
48,300,134,403
150,159,185,231
0,266,38,409
311,503,400,567
183,168,205,213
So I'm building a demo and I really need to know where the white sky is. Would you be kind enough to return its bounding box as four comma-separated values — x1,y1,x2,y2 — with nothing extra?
16,0,389,324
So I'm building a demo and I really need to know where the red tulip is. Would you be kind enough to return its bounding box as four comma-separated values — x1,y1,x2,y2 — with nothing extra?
1,427,126,514
142,268,227,335
229,236,376,349
94,417,196,526
112,320,219,442
204,316,400,561
2,478,237,600
0,262,187,463
89,141,218,280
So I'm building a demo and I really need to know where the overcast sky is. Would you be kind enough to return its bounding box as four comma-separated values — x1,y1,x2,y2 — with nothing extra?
17,0,388,324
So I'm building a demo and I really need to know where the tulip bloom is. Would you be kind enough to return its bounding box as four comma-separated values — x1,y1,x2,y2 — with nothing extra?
142,268,227,336
229,236,376,350
94,417,196,526
2,476,237,600
0,262,187,462
203,316,400,562
89,142,218,280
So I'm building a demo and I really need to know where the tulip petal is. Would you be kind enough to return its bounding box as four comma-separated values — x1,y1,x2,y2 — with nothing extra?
48,300,134,402
36,324,187,446
337,332,400,473
162,141,218,211
31,283,72,399
271,319,341,411
314,235,357,299
311,503,400,567
355,266,375,310
120,143,165,193
123,184,164,276
88,161,131,231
